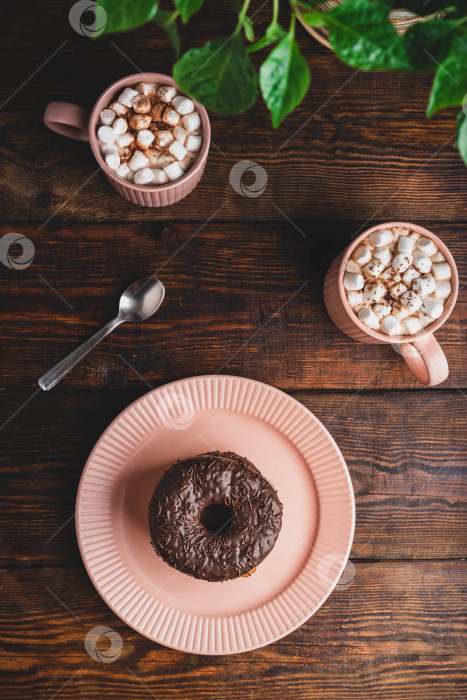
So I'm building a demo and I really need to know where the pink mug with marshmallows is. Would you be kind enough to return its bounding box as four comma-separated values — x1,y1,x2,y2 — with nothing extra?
324,222,459,386
43,72,210,208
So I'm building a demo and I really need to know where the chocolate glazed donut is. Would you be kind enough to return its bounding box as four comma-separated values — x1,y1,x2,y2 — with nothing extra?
148,451,283,582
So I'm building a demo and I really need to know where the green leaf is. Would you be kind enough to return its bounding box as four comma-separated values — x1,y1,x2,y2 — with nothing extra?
302,10,326,27
96,0,158,35
152,8,180,56
427,34,467,116
457,109,467,166
243,16,255,42
173,32,258,114
247,21,286,53
259,28,311,127
402,19,460,71
173,0,204,24
326,0,412,71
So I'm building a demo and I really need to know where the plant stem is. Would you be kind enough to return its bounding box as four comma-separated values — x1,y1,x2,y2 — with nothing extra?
272,0,279,26
236,0,252,30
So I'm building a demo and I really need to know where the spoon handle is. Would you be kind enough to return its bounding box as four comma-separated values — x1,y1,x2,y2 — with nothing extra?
38,316,123,391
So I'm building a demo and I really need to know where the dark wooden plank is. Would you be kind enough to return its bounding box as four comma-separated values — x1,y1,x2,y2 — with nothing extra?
0,2,465,222
0,222,465,391
0,389,465,567
0,562,465,698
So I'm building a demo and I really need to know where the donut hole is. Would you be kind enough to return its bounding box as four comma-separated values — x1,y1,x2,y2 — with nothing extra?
200,503,234,535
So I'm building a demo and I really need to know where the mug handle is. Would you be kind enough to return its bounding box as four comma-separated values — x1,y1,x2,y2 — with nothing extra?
397,334,449,386
44,101,90,142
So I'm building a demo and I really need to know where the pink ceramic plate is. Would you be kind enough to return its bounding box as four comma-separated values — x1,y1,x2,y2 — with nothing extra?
76,375,355,654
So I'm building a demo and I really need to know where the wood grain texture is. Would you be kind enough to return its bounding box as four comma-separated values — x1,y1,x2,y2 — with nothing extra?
0,1,466,222
0,562,465,698
0,389,465,568
0,222,465,391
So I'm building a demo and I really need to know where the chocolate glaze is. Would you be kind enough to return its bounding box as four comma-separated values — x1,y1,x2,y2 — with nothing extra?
148,451,283,582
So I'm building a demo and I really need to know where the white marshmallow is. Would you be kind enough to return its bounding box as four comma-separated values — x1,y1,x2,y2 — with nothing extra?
157,153,175,168
413,250,432,273
358,307,380,330
346,259,361,274
172,95,195,115
432,262,451,281
403,316,422,335
392,227,408,240
421,297,444,319
116,132,134,149
100,108,116,125
402,266,420,286
129,150,149,171
173,125,188,144
373,301,392,319
409,231,420,241
363,280,386,303
432,251,446,263
116,163,132,180
180,155,193,172
400,290,422,314
103,147,120,170
163,108,180,126
135,82,157,97
389,281,407,298
363,259,385,278
157,85,177,102
163,161,184,181
154,131,174,148
397,236,414,254
97,125,115,144
353,245,372,266
129,113,151,130
392,253,413,273
380,268,401,284
169,140,187,161
380,315,401,336
347,290,363,308
343,273,364,291
183,111,201,132
435,280,451,300
151,168,169,184
136,129,155,148
110,101,129,117
417,237,437,257
419,312,434,329
112,117,127,135
185,133,202,152
133,167,153,185
145,149,160,166
392,302,409,321
412,273,436,296
118,87,139,108
373,246,392,266
369,229,393,247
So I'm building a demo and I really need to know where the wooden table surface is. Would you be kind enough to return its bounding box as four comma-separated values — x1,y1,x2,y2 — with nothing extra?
1,1,466,698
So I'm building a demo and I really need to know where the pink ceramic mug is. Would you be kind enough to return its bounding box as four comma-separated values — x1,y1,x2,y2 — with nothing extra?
324,222,459,386
44,72,210,208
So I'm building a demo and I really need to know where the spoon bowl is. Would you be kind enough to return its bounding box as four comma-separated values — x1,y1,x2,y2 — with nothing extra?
119,277,165,322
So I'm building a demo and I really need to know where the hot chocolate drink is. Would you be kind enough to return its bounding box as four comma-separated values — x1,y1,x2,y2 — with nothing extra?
97,82,203,186
343,226,452,336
